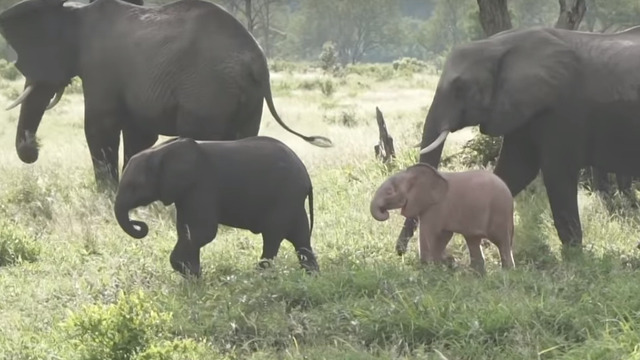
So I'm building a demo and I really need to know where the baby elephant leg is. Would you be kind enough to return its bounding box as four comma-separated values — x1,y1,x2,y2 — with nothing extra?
464,236,485,275
491,232,515,270
418,227,453,264
285,209,319,274
258,231,284,270
432,231,454,264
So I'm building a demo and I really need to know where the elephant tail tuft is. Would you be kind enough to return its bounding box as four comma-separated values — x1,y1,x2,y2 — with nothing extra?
308,185,314,236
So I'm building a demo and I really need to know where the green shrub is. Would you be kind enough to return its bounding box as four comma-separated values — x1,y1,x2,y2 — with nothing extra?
0,218,40,267
392,57,430,74
0,59,21,81
319,78,335,97
442,129,502,169
322,108,360,127
319,41,338,72
61,290,208,360
268,59,298,73
66,77,83,94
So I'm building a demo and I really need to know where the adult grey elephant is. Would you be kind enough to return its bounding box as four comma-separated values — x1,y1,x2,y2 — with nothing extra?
395,25,640,255
0,0,332,188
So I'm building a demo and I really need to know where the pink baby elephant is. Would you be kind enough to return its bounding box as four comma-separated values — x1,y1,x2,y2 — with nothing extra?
370,163,515,274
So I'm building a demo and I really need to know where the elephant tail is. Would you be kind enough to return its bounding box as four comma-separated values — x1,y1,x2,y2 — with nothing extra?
261,71,333,148
307,185,314,237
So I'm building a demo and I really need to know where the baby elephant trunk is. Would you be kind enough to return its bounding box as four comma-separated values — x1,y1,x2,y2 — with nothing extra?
370,186,391,221
114,196,149,239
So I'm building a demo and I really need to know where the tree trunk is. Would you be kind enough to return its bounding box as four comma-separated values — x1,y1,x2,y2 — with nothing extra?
554,0,587,30
373,107,396,164
476,0,512,37
245,0,254,33
263,1,270,57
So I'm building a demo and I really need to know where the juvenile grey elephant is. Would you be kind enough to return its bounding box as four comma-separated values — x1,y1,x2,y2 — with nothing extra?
114,136,319,277
0,0,332,189
371,163,515,274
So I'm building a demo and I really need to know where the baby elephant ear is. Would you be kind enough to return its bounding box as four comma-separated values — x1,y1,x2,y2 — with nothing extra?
402,164,449,218
156,137,201,205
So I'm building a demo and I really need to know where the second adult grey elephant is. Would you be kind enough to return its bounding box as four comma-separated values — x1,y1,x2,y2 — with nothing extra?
0,0,332,188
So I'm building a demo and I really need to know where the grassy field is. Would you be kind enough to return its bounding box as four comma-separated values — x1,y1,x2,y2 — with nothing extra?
2,62,640,359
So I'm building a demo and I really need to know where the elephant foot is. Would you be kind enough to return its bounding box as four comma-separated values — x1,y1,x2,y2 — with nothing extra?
560,243,583,261
296,248,319,274
257,258,275,270
170,252,201,279
395,236,411,256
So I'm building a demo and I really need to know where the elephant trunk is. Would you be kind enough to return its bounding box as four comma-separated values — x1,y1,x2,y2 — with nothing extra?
417,91,460,167
370,185,392,222
114,195,149,239
13,81,60,164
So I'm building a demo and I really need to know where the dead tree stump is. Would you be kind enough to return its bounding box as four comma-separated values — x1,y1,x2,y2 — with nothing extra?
373,107,396,163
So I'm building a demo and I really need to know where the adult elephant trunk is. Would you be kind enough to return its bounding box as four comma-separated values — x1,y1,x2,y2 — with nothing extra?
11,80,62,164
114,195,149,239
417,91,460,167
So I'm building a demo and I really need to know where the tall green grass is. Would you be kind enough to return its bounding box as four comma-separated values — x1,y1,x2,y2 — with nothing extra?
0,66,639,359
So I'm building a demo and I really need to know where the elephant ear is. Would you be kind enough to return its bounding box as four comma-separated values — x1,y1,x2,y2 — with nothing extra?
153,138,202,206
89,0,143,5
0,0,75,85
482,29,579,136
402,164,449,218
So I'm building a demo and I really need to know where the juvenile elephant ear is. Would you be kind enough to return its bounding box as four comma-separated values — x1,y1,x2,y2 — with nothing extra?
402,164,449,218
0,0,75,85
482,29,580,136
154,138,202,206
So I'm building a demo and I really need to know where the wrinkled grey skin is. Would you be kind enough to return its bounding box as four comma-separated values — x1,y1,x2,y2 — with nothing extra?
0,0,332,189
371,163,514,274
114,136,319,278
396,25,640,255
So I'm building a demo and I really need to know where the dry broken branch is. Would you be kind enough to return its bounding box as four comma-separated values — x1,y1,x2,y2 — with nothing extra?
373,107,396,164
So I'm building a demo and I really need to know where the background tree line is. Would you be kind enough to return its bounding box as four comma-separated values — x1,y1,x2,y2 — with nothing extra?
0,0,639,65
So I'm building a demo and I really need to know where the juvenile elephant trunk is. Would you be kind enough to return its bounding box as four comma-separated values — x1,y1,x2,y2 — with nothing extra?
114,197,149,239
370,191,391,222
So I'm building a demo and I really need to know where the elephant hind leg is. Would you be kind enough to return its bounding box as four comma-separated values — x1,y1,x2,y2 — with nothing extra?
489,231,515,270
284,208,318,273
464,236,485,275
233,99,264,140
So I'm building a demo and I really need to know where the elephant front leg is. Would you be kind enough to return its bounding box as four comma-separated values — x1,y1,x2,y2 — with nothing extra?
170,214,217,278
84,110,122,190
122,126,159,171
464,236,486,275
541,168,583,252
170,238,202,278
396,217,418,256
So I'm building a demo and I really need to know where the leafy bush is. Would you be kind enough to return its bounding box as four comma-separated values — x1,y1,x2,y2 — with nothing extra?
319,78,335,97
61,290,209,360
323,108,360,127
442,129,502,169
319,41,338,72
66,77,83,94
0,59,21,81
0,218,40,267
392,57,430,74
